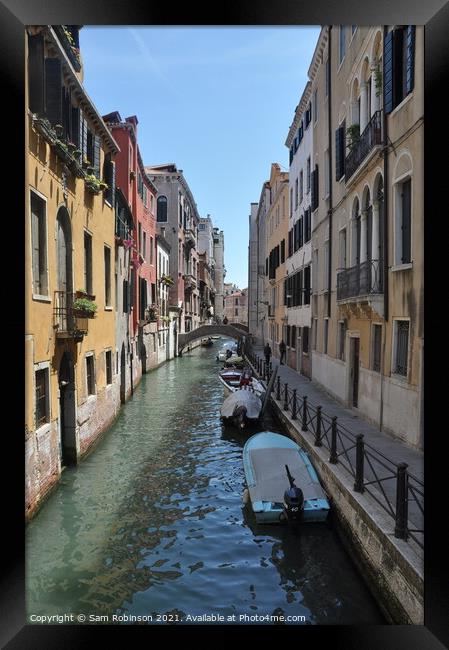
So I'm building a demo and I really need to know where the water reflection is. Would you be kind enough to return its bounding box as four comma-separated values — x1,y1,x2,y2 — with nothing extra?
26,341,385,625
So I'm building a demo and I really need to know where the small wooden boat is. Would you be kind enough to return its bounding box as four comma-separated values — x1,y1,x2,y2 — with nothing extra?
218,369,265,398
201,337,214,347
221,387,263,430
242,431,330,524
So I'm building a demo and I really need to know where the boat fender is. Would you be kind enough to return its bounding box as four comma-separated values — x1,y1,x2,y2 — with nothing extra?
242,488,249,505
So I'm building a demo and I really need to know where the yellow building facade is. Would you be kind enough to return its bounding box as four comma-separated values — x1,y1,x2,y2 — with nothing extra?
25,26,120,518
266,163,289,360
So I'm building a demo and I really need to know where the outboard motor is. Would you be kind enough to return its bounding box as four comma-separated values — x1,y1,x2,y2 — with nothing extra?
283,465,304,522
233,405,247,430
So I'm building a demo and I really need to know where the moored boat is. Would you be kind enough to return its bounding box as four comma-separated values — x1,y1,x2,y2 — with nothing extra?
242,431,330,524
221,388,263,430
218,369,265,398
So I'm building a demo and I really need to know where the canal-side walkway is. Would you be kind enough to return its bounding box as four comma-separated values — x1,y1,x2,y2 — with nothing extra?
246,345,424,624
251,345,423,480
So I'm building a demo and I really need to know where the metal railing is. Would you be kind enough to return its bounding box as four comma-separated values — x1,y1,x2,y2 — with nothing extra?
337,259,384,301
244,348,424,549
345,110,382,181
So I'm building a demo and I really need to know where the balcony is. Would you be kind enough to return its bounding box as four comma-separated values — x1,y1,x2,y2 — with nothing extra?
184,274,197,291
53,26,82,72
337,260,384,302
54,291,91,341
184,228,196,247
345,111,382,183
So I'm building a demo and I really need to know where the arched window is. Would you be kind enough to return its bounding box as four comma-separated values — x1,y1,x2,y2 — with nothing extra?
157,196,168,222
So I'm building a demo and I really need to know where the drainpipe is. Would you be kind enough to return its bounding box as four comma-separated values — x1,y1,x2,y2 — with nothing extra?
327,26,333,319
379,25,389,432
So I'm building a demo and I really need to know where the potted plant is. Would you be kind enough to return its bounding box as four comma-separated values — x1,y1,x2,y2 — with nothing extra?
55,124,63,138
76,289,96,301
146,306,158,322
84,174,102,194
161,274,174,286
99,181,109,192
73,149,82,160
72,297,97,318
346,123,360,150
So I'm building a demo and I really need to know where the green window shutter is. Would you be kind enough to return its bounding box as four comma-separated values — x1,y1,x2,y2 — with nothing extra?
405,25,415,95
28,33,45,115
383,30,394,114
93,135,101,178
44,58,62,126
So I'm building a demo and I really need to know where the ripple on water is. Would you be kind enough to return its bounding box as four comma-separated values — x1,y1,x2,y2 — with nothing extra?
26,345,385,624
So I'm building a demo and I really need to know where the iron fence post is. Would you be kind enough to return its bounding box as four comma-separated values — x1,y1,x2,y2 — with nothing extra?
354,434,365,492
302,395,308,431
283,383,289,411
315,406,322,446
329,417,338,463
394,463,409,540
276,376,281,401
291,389,297,419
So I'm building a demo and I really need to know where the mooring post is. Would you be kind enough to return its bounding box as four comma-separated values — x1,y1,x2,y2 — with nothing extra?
291,389,297,419
315,406,322,446
276,375,281,401
283,383,289,411
394,463,409,540
302,395,308,431
354,434,365,492
329,416,338,463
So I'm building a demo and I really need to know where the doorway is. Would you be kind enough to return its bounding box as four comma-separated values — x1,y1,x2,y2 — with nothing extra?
120,343,126,404
59,351,77,466
350,337,360,408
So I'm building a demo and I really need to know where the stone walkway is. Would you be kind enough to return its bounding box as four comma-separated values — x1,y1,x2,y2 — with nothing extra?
248,345,424,549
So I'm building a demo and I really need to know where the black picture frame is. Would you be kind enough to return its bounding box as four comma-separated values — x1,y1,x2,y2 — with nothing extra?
2,0,448,647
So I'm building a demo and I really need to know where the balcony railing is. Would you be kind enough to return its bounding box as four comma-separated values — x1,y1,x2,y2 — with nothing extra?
337,259,384,301
54,291,89,338
345,111,382,182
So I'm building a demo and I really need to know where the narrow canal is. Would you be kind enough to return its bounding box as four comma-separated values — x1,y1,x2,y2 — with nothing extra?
26,341,385,625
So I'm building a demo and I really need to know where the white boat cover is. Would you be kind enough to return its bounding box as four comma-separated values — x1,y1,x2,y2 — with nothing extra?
248,447,327,503
221,389,262,419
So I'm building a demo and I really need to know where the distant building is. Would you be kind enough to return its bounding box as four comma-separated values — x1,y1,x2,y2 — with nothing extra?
224,289,248,326
212,228,225,322
145,164,201,335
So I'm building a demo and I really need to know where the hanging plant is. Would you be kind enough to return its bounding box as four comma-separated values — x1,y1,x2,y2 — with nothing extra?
371,59,383,97
346,123,360,150
123,238,134,250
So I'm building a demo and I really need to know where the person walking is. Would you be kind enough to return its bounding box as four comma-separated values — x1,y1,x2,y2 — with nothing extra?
279,339,286,365
263,342,272,378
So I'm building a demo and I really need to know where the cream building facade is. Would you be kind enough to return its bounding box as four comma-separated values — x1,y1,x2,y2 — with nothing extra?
310,26,423,449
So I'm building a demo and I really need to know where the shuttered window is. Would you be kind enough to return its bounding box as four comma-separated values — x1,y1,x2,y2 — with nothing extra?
45,58,62,126
84,232,93,294
280,239,285,264
304,266,311,305
384,26,415,114
104,154,115,207
105,351,112,385
298,217,303,249
401,179,412,263
35,368,50,429
157,196,168,222
86,355,96,395
335,123,346,181
104,246,111,307
288,229,293,257
28,33,45,114
311,165,319,211
30,191,48,296
303,327,309,353
304,209,311,243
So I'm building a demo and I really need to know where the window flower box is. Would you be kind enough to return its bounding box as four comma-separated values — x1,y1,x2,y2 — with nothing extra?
32,115,57,144
75,290,96,301
72,297,97,318
160,274,174,286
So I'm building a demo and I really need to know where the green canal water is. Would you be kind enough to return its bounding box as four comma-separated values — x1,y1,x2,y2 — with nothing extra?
26,341,385,625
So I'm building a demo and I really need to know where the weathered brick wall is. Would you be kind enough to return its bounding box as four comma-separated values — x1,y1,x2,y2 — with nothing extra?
25,421,61,520
77,379,121,457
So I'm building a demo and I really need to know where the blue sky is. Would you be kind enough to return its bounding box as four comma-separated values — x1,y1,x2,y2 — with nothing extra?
81,26,321,289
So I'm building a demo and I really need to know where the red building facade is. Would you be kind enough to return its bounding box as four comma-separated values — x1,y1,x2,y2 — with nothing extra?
103,112,159,375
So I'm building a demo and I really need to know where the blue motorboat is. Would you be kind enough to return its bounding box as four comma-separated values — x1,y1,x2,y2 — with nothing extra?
242,431,330,524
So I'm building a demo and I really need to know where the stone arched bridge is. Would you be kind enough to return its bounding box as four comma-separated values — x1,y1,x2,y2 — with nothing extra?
178,324,248,354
